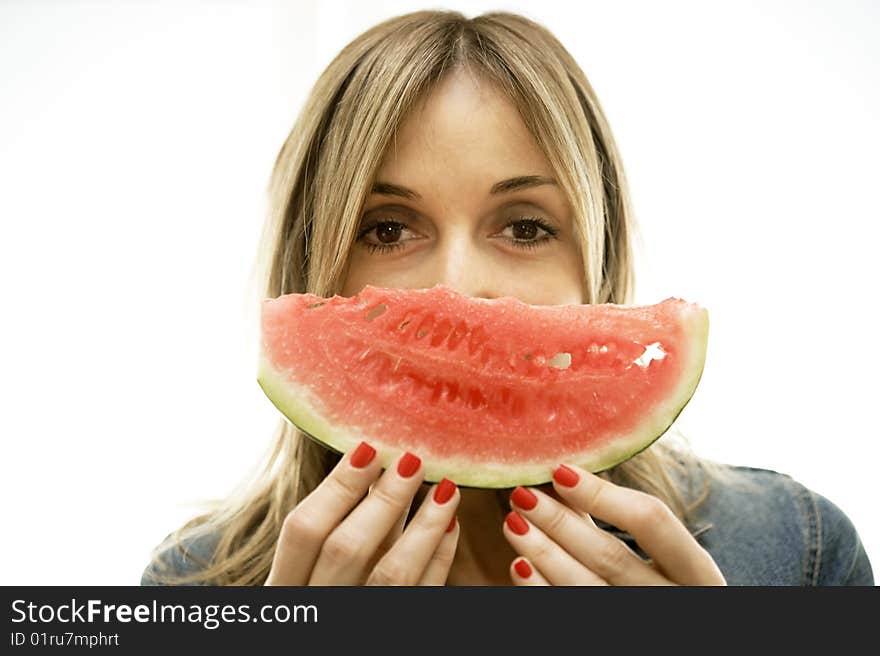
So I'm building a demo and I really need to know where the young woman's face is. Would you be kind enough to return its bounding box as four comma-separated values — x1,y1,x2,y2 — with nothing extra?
341,69,586,306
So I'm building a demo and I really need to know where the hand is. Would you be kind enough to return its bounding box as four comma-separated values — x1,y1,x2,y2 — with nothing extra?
264,442,460,585
502,463,726,586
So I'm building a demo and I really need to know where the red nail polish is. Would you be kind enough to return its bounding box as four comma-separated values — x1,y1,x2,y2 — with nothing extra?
434,478,457,504
553,464,579,487
446,516,457,533
505,510,529,535
350,441,376,468
511,486,537,510
514,559,532,578
397,452,421,478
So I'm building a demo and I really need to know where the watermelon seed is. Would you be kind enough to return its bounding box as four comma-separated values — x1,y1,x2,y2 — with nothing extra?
446,321,469,349
431,318,454,347
466,388,487,410
415,314,435,340
307,302,326,309
365,304,388,321
397,319,411,331
548,352,572,370
510,395,526,418
467,325,488,356
371,353,392,384
511,352,540,375
357,347,372,361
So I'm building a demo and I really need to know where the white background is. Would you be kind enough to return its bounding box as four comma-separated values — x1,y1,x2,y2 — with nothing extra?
1,0,877,584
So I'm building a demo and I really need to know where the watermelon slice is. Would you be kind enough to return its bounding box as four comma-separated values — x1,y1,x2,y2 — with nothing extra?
257,284,708,488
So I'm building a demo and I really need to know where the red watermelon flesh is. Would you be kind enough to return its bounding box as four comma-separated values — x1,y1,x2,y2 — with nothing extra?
257,284,709,488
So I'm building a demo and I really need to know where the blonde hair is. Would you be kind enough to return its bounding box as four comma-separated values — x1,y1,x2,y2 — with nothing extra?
145,10,734,586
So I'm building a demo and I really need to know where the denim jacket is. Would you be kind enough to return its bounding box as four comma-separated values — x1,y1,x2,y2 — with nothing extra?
141,464,874,586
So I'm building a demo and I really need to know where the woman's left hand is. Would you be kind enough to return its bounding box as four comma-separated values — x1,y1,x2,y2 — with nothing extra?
502,463,726,586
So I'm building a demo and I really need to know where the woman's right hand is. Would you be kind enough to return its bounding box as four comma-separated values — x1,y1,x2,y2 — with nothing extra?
265,442,460,585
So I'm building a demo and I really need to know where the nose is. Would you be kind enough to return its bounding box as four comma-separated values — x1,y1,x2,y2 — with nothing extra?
426,228,503,300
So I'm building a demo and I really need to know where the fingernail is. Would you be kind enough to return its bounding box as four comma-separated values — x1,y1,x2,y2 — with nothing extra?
553,464,579,487
350,441,376,468
505,510,529,535
434,478,457,504
514,558,532,578
511,486,537,510
397,452,421,478
446,516,457,533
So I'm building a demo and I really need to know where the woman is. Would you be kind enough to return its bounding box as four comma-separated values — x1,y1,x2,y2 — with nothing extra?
141,10,873,586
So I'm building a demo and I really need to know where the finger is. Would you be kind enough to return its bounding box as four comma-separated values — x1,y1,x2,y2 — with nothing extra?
372,480,414,538
510,557,550,586
364,481,413,573
534,483,597,528
510,486,668,586
309,451,425,585
266,440,382,585
418,516,460,585
366,478,460,585
503,510,608,586
386,490,413,541
551,464,725,585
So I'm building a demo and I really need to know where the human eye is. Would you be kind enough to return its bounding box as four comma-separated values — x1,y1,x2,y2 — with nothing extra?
499,216,559,251
356,218,419,255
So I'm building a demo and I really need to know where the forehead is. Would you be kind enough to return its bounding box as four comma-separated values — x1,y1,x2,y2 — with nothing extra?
376,70,555,185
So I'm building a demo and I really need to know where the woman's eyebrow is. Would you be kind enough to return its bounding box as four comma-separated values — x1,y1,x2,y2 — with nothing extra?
489,175,557,194
370,175,557,200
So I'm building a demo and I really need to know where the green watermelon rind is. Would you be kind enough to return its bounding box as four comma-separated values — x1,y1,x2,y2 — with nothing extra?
256,303,709,489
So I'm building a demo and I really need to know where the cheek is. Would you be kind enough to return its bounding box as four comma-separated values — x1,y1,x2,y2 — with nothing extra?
517,277,583,306
340,252,409,297
528,249,585,305
339,260,364,297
